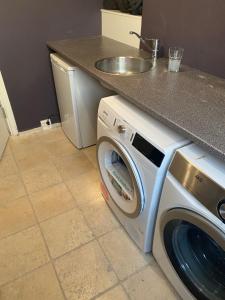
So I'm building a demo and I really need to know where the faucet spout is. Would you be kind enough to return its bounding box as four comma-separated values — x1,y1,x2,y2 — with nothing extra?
129,31,143,41
129,31,159,59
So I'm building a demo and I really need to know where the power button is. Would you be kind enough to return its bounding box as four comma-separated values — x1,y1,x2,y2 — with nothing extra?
117,125,127,134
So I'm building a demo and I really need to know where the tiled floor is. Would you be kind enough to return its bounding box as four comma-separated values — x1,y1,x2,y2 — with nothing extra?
0,127,179,300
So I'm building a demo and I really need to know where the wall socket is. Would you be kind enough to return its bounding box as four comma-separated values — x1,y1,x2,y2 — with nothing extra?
40,118,52,130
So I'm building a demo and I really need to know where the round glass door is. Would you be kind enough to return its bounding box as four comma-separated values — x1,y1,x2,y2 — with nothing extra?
97,136,144,218
162,209,225,300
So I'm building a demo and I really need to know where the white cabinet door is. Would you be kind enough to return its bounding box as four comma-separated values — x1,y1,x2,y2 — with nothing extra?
0,103,9,158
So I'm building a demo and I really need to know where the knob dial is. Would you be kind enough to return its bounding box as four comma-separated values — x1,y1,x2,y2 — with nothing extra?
217,199,225,222
117,125,126,134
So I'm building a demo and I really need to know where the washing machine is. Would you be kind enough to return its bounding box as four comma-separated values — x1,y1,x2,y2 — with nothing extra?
97,95,190,252
153,143,225,299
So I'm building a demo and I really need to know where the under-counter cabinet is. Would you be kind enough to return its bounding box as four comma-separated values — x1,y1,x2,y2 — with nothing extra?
50,53,112,149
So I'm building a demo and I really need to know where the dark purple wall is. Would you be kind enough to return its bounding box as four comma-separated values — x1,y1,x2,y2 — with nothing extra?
142,0,225,78
0,0,102,131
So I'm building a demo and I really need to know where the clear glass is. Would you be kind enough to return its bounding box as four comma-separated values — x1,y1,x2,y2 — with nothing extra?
168,47,184,72
164,220,225,300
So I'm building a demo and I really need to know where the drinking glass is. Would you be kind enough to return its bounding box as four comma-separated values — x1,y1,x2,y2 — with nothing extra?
168,47,184,72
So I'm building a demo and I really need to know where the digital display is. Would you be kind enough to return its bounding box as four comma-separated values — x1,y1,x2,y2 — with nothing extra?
132,133,165,167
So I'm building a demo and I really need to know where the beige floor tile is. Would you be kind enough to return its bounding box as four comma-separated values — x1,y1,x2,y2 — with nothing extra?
123,264,180,300
55,240,118,300
0,263,64,300
66,167,100,192
0,154,18,177
21,161,62,193
14,145,51,171
0,174,26,202
10,133,41,154
83,146,97,168
44,138,79,159
10,132,40,144
38,127,67,143
3,143,12,156
0,226,49,286
66,168,102,210
41,208,94,258
96,285,129,300
83,197,120,237
98,228,151,280
0,196,36,239
0,130,181,299
30,183,75,222
54,152,94,181
72,183,102,211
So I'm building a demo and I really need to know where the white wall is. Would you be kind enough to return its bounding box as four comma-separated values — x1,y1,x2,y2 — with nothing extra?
101,9,142,48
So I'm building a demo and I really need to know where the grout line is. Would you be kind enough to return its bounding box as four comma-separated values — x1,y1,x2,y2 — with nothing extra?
26,194,67,300
27,180,64,196
10,146,67,300
2,135,98,296
15,157,64,195
52,238,96,262
0,223,37,243
8,145,28,196
63,177,121,241
33,204,77,224
2,136,155,299
0,261,50,289
49,151,91,183
77,206,121,239
121,283,132,300
93,238,131,300
90,283,122,300
55,163,151,299
95,239,120,284
48,174,128,299
92,224,122,240
120,263,150,284
28,184,77,224
82,149,98,170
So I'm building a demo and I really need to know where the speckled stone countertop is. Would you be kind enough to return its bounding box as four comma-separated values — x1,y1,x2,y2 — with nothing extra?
48,36,225,161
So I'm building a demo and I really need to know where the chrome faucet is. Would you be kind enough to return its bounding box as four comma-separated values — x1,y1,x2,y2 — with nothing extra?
129,31,159,60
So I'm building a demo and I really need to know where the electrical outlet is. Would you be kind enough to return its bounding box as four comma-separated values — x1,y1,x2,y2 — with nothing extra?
40,118,52,130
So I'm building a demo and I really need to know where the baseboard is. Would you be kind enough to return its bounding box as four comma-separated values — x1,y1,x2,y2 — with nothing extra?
19,122,61,135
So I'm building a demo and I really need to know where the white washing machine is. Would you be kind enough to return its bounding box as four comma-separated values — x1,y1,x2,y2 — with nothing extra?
97,95,189,252
153,143,225,299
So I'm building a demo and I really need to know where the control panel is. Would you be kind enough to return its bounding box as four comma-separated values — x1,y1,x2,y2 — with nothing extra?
170,151,225,223
114,118,133,141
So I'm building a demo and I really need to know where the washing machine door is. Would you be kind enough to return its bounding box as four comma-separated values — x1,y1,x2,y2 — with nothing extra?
97,136,144,218
161,208,225,300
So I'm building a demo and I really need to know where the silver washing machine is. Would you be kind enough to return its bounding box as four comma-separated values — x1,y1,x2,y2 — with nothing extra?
153,143,225,299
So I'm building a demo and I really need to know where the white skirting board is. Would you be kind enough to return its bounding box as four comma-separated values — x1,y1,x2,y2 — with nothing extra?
101,9,142,48
19,122,61,135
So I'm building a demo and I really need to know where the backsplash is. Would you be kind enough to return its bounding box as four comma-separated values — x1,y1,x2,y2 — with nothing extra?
142,0,225,78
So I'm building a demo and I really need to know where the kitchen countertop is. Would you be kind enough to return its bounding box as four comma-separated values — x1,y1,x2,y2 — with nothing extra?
48,36,225,161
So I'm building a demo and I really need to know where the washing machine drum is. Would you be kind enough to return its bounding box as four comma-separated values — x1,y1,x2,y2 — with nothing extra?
161,209,225,300
97,136,144,218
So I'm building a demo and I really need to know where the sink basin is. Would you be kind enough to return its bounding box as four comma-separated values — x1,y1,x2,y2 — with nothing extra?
95,56,153,75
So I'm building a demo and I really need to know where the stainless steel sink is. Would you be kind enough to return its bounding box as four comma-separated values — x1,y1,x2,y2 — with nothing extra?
95,56,153,75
